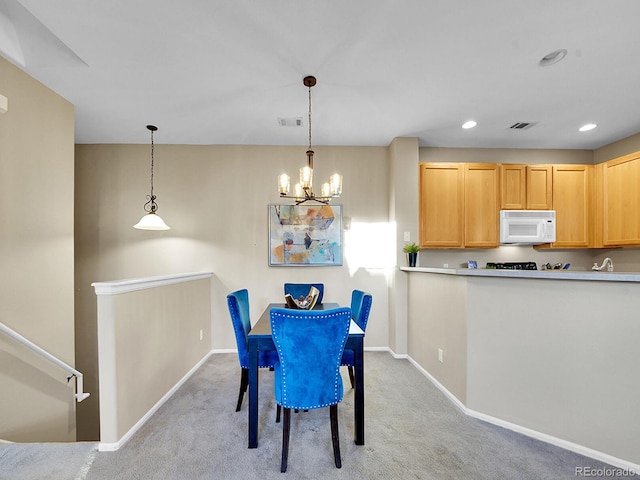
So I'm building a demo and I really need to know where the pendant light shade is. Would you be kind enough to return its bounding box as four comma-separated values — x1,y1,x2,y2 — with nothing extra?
134,125,170,230
134,212,170,230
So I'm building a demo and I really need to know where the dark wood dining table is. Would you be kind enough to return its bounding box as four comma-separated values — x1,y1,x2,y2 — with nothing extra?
247,302,365,448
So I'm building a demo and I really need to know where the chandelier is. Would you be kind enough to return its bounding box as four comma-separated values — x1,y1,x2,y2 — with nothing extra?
278,76,342,204
133,125,170,230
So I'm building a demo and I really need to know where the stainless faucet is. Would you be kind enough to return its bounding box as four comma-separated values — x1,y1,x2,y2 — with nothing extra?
592,257,614,272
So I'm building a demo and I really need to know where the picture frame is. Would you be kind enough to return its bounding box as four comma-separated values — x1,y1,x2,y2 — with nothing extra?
268,204,343,266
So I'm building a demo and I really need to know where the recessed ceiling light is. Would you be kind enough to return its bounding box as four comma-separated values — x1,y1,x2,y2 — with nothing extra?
539,49,568,67
579,123,597,132
462,120,477,129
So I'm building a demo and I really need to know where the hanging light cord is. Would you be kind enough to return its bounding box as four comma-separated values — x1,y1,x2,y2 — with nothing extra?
144,125,158,213
149,127,155,200
308,83,312,151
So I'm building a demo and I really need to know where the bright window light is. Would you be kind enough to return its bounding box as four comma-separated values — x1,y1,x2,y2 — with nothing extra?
462,120,477,129
343,221,395,276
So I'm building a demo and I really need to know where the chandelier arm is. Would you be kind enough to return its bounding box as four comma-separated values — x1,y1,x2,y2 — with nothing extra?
278,193,331,205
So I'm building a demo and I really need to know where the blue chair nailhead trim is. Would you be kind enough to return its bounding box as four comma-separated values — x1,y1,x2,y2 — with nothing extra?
271,309,350,410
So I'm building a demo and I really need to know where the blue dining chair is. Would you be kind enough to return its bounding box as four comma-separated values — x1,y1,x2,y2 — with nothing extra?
227,289,280,412
283,283,324,305
341,290,372,388
270,307,351,472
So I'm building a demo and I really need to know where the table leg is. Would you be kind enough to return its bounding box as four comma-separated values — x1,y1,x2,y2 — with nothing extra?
353,337,364,445
248,338,259,448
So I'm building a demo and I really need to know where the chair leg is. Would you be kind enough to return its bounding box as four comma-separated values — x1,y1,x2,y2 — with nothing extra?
347,366,355,389
281,408,291,473
276,405,281,423
235,368,248,412
330,404,341,468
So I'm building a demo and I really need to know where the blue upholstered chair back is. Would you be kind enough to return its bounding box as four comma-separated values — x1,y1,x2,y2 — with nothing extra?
227,289,252,368
283,283,324,304
350,290,373,331
270,307,351,410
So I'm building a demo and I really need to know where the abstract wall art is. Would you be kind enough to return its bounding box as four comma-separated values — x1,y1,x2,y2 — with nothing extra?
268,204,343,266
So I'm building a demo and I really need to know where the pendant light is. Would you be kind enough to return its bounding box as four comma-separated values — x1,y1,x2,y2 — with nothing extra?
278,76,342,204
134,125,170,230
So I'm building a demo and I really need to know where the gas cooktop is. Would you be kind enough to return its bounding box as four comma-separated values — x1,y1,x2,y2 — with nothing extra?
485,262,538,270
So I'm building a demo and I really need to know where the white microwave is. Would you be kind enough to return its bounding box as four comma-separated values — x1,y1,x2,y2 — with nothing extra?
499,210,556,245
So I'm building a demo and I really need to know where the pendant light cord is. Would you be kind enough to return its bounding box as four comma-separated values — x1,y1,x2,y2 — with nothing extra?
149,127,155,200
144,124,159,213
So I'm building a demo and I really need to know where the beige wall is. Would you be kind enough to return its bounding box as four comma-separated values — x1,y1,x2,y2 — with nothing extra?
465,275,640,466
388,137,419,355
0,56,76,441
94,275,211,447
593,132,640,163
74,142,393,439
419,147,593,165
407,272,467,403
406,271,640,467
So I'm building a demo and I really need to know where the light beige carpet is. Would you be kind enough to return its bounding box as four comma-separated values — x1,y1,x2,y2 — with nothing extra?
0,352,615,479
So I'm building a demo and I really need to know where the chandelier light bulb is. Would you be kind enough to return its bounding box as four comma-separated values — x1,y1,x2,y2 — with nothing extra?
278,173,290,195
330,173,342,196
300,165,313,189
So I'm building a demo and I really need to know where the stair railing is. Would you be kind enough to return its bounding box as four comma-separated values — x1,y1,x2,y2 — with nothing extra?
0,321,90,402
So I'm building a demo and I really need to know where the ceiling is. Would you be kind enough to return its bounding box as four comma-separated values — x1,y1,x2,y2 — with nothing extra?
2,0,640,149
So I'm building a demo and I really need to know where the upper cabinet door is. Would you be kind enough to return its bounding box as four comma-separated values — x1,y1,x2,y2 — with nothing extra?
602,152,640,246
526,165,553,210
500,164,526,209
465,163,500,248
419,163,464,248
551,165,593,248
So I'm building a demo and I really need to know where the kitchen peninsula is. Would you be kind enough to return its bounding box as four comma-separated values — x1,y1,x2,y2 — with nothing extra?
402,266,640,468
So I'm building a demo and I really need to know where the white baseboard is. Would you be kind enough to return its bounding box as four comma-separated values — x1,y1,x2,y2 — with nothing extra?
210,348,236,354
406,354,640,473
98,350,214,452
364,346,389,353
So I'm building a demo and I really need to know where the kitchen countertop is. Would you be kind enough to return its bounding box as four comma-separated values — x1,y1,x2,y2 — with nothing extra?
400,266,640,282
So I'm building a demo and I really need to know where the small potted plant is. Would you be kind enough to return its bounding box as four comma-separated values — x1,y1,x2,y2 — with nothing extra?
403,242,420,267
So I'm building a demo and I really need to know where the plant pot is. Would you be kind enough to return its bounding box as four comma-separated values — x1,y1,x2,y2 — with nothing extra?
407,252,417,268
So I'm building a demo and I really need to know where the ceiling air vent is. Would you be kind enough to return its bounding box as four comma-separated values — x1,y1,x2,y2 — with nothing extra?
508,122,537,130
277,117,303,127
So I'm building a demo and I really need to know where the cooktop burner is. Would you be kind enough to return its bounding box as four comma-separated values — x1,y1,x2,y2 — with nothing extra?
485,262,537,270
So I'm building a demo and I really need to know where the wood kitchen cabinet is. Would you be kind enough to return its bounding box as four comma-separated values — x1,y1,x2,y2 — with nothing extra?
500,164,553,210
464,163,500,248
419,163,464,248
500,164,526,209
419,162,499,248
527,165,553,209
548,165,593,248
600,151,640,246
